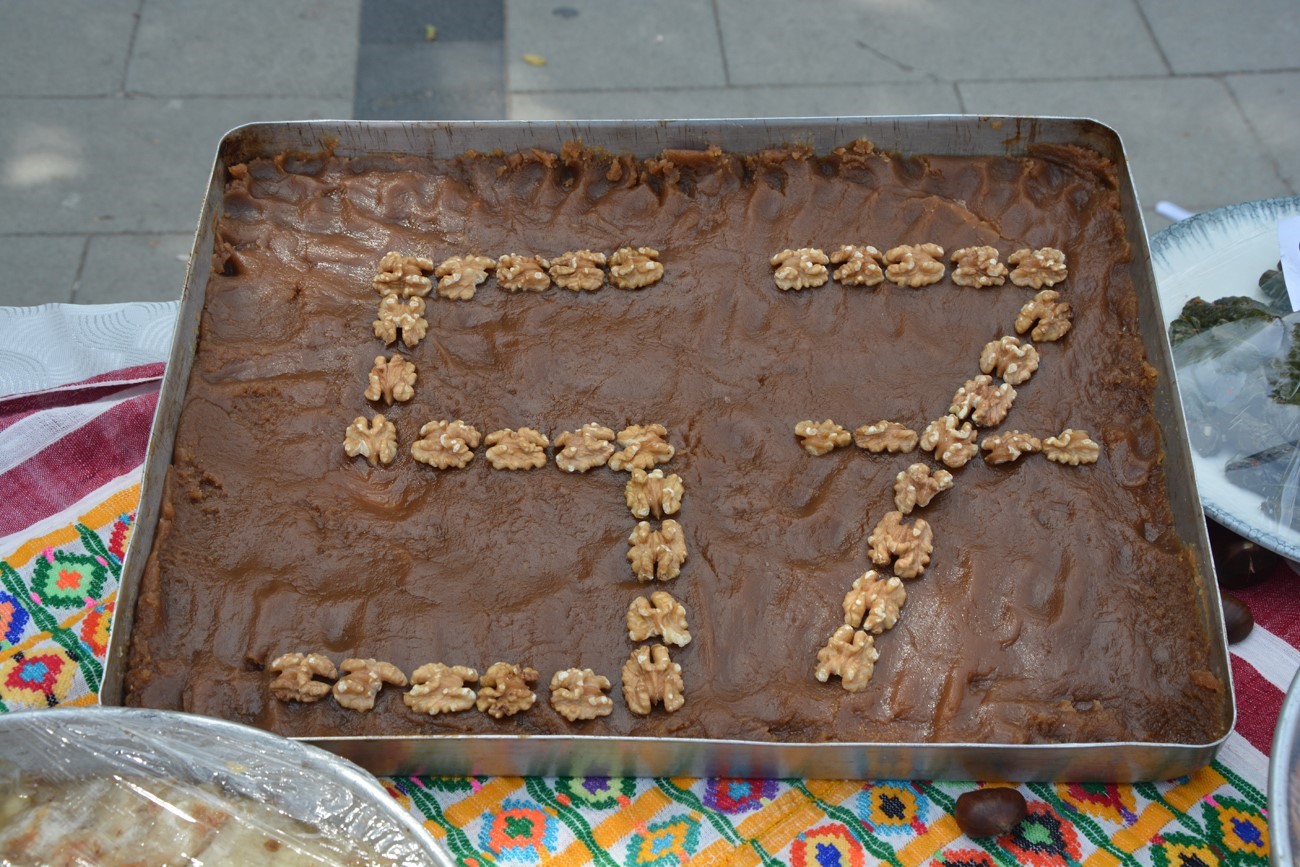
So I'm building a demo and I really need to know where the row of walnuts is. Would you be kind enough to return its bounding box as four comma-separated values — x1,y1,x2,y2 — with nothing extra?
371,248,664,349
805,248,1099,693
772,244,1067,291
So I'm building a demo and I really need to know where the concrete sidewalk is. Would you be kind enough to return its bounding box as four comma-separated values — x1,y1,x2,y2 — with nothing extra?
0,0,1296,307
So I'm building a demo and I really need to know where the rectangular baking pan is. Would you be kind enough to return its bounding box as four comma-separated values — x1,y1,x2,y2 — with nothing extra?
101,117,1234,781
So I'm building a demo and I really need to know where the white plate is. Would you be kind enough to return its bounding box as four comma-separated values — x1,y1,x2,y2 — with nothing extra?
1151,196,1300,560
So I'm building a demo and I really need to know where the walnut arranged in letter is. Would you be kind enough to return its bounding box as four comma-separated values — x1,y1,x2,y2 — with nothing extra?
373,294,428,348
625,468,684,519
554,423,616,473
627,590,691,646
412,420,482,469
1043,428,1101,465
609,423,674,471
333,658,407,712
1015,289,1072,342
771,247,830,291
269,652,337,703
829,245,885,287
884,243,945,287
364,354,417,405
1009,247,1067,288
842,571,907,633
403,663,479,716
982,431,1042,465
550,668,614,721
949,375,1017,427
950,246,1008,288
628,519,688,582
435,254,496,301
344,414,398,467
476,662,538,718
815,626,879,692
373,251,435,298
484,427,550,470
496,253,552,292
894,463,954,514
979,336,1040,386
550,249,607,292
868,510,934,579
854,421,918,453
795,419,852,456
609,246,664,289
622,644,685,715
920,415,979,469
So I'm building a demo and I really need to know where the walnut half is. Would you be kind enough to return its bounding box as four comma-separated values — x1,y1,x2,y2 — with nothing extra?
364,354,417,405
484,427,550,470
435,254,496,301
795,419,851,456
842,570,906,633
269,652,337,703
771,247,830,291
979,336,1039,386
1009,247,1067,288
412,420,482,469
554,423,616,473
1043,428,1101,465
373,294,428,348
625,468,684,519
920,415,979,469
627,590,691,647
344,414,398,467
550,668,614,721
497,254,552,292
373,251,435,298
884,243,945,288
815,626,879,693
609,246,665,290
893,463,953,514
1015,289,1072,342
854,421,918,454
950,246,1007,288
830,245,885,287
982,430,1042,465
403,663,478,715
867,510,933,579
333,658,407,712
628,519,688,582
949,375,1017,427
622,644,685,715
550,249,607,292
609,424,674,471
476,662,538,718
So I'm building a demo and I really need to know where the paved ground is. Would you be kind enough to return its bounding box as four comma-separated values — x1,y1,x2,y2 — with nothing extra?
0,0,1296,306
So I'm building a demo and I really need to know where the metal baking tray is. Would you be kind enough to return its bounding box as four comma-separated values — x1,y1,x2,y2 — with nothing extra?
101,117,1234,781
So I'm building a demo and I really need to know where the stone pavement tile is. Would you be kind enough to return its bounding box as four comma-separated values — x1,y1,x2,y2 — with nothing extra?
127,0,361,98
360,0,502,43
1138,0,1300,74
0,236,84,307
0,95,352,235
355,41,505,120
0,0,139,97
960,77,1286,216
715,0,1166,86
506,0,725,92
75,233,192,304
510,82,961,120
1226,73,1300,194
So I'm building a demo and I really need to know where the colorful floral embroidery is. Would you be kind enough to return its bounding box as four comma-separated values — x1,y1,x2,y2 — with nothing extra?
557,776,637,810
30,551,107,608
79,600,114,656
1150,834,1222,867
999,801,1083,866
625,814,700,866
703,778,778,814
791,823,865,867
107,513,134,562
0,590,30,647
0,648,76,708
859,782,930,836
932,849,996,867
477,797,559,863
1202,796,1269,862
1056,782,1138,825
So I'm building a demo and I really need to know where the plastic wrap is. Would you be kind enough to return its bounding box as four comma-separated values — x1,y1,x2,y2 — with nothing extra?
0,708,452,866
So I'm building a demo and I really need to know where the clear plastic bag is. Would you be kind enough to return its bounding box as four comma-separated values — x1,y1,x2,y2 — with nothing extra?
0,708,452,867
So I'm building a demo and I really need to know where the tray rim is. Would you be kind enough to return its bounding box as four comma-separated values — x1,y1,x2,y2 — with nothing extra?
101,116,1235,781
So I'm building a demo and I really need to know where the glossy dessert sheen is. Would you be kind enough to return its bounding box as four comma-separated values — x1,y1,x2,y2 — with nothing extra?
125,142,1226,745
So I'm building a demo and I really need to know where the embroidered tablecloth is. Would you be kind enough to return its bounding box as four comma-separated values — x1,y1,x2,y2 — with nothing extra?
0,302,1287,866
